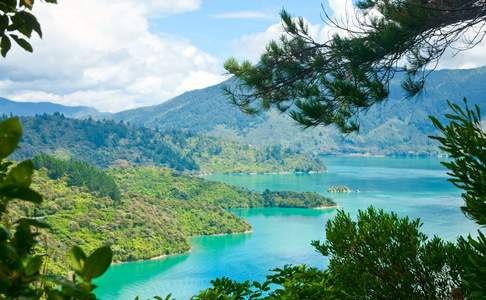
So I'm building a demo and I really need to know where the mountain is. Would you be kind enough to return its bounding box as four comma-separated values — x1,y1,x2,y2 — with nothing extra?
114,81,267,132
114,67,486,155
0,97,107,118
13,113,325,174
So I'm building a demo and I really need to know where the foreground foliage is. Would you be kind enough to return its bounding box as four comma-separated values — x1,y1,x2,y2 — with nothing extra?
314,209,461,299
0,117,112,299
0,0,57,57
431,100,486,298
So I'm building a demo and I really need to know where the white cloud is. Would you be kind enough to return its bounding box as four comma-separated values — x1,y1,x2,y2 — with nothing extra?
231,19,330,62
230,0,353,62
232,23,284,62
142,0,201,15
231,0,486,70
213,11,275,20
0,0,223,112
437,26,486,69
327,0,353,20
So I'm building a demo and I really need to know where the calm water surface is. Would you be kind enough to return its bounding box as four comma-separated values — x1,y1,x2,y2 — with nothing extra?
96,157,477,299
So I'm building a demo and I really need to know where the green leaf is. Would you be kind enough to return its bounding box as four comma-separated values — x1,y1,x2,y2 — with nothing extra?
17,218,50,229
0,118,22,159
0,35,11,57
0,15,9,31
23,255,43,276
8,160,34,187
16,11,41,38
0,186,43,203
11,34,33,52
82,246,113,280
68,246,87,272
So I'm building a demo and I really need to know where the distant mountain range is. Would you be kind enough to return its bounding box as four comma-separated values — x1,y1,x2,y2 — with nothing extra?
113,66,486,155
3,66,486,155
0,97,106,118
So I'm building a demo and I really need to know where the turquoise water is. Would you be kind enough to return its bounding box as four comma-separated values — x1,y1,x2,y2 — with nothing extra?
96,157,477,299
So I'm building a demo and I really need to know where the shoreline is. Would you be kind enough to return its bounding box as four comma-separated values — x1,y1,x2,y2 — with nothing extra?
110,205,334,266
197,170,327,177
313,205,339,210
199,230,253,237
111,230,254,265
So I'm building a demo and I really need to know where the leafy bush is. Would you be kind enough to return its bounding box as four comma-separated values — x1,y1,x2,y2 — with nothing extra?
0,117,112,299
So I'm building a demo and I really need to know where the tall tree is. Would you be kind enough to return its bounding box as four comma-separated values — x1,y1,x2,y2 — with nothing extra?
224,0,486,132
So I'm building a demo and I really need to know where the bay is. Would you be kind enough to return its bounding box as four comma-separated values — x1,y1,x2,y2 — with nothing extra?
95,157,476,299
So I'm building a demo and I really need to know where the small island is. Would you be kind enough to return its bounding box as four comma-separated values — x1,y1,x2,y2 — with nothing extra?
262,189,336,209
327,185,352,193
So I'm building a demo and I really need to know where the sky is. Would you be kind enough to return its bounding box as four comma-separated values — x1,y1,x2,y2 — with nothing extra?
0,0,485,113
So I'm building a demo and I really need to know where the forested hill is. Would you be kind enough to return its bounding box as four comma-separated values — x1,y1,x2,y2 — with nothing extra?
0,97,105,118
113,67,486,155
15,165,334,273
13,113,325,173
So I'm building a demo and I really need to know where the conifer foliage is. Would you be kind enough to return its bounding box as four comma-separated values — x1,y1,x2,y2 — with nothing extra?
33,154,121,202
224,1,486,132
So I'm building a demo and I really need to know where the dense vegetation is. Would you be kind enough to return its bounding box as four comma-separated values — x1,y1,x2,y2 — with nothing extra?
33,154,121,201
12,113,325,174
9,163,334,276
111,167,335,209
19,169,250,273
16,113,198,171
0,117,113,299
261,190,336,208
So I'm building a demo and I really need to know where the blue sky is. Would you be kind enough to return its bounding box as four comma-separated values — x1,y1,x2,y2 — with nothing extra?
149,0,328,59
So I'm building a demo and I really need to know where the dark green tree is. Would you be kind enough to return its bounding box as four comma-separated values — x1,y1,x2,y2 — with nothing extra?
313,208,461,299
33,154,121,202
224,1,486,132
430,99,486,298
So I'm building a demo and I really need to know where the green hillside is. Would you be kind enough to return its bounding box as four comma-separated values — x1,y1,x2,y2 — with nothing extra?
13,114,325,174
13,166,334,274
113,67,486,155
